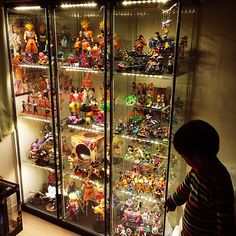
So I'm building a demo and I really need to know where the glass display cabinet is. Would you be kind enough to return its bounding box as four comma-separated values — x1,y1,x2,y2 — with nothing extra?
0,179,22,236
5,2,60,221
4,0,199,235
54,2,109,235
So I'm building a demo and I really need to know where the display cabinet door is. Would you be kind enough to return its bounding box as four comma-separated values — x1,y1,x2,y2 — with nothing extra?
111,1,181,236
6,5,59,218
54,2,109,235
165,4,199,233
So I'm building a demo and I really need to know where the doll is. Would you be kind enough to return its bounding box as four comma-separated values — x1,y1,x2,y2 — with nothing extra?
24,22,38,54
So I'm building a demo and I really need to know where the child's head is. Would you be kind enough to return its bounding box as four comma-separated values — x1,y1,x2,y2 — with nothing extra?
173,120,219,162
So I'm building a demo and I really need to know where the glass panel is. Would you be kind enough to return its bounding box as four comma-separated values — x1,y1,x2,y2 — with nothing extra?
6,6,58,217
0,180,22,235
167,5,198,232
112,1,179,235
55,2,107,234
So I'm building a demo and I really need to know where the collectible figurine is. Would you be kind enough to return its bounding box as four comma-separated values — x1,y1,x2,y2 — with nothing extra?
69,88,82,116
48,170,56,186
10,23,22,53
81,73,95,111
82,180,94,204
79,19,94,43
67,192,79,221
24,22,38,54
179,35,188,57
60,26,71,48
22,101,26,112
38,23,47,52
133,35,147,55
92,198,105,221
86,98,104,123
45,185,56,212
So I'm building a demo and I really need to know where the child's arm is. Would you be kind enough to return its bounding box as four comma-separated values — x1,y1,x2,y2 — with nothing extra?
215,172,236,235
165,171,192,212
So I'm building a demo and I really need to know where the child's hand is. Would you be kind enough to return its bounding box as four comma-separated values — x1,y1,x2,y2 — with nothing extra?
164,196,177,212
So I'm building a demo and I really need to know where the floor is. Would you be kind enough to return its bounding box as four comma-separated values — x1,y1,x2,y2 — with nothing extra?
18,212,80,236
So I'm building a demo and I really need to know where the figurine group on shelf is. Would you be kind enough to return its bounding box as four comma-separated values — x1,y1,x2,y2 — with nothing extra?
21,77,52,118
29,124,54,168
57,19,120,70
67,72,106,126
114,199,163,236
10,20,50,66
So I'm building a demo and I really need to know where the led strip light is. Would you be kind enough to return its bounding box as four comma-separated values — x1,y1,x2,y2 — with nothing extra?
61,2,97,8
122,0,170,6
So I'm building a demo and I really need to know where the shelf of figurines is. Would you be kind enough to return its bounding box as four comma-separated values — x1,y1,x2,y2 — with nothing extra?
12,58,174,80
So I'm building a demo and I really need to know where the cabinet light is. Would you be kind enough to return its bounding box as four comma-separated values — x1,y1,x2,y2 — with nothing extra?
14,6,41,11
122,0,170,6
61,2,97,8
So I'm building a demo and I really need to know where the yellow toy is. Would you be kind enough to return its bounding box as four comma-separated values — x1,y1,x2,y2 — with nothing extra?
79,19,93,43
24,23,38,54
92,198,105,221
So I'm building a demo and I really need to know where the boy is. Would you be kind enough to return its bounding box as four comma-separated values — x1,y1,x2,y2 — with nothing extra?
165,120,236,235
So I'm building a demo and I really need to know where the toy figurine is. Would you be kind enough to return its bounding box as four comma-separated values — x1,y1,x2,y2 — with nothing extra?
82,180,94,204
81,73,95,111
60,26,71,48
48,170,56,186
32,100,38,113
69,88,82,116
133,35,147,55
92,198,105,221
67,192,79,221
179,35,188,57
38,23,47,52
10,23,22,53
45,185,56,212
22,101,26,112
24,22,38,54
86,98,104,123
79,19,93,43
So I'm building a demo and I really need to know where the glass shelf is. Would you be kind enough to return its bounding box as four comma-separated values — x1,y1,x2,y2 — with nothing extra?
18,113,52,123
66,124,104,134
17,64,49,69
58,65,103,74
114,71,173,79
23,160,55,172
119,134,169,145
65,173,104,190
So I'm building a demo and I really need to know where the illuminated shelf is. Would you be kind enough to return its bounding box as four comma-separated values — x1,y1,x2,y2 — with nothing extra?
67,124,103,133
18,64,48,69
18,113,52,123
116,188,162,204
120,134,168,145
66,173,104,190
23,160,55,172
114,71,173,79
59,65,102,73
